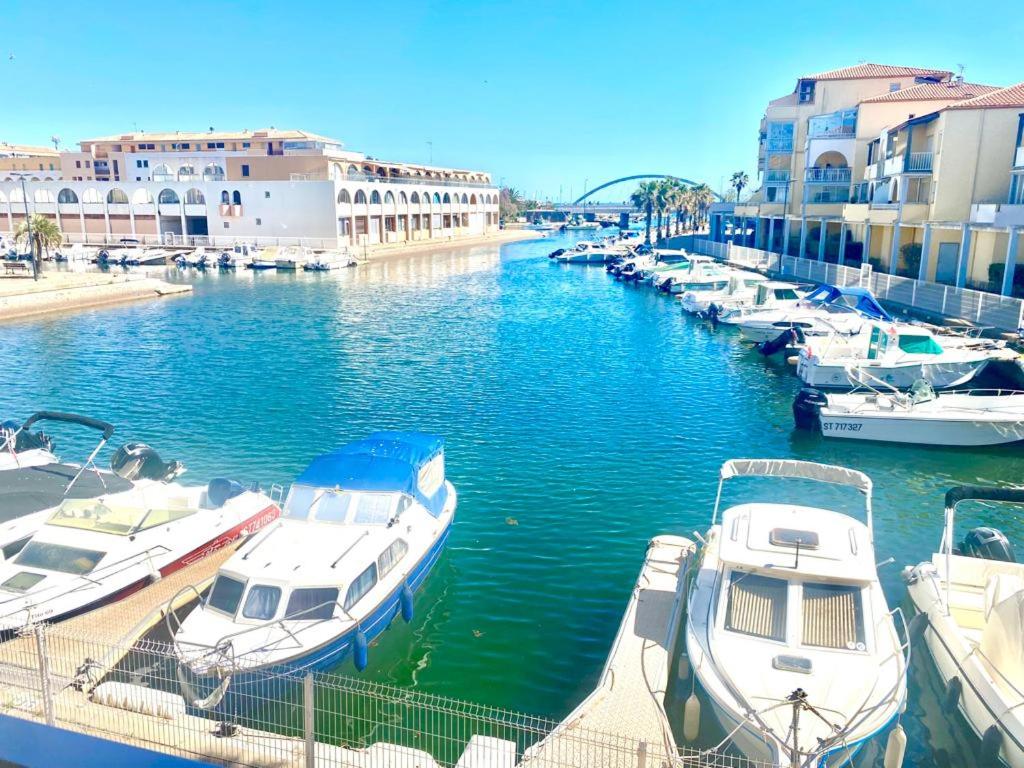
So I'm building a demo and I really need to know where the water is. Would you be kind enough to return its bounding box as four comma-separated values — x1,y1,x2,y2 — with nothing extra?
1,233,1020,764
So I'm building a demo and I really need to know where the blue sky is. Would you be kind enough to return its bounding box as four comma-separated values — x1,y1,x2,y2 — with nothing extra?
3,0,1022,202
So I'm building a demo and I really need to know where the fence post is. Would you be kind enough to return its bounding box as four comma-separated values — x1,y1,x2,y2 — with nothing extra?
636,739,647,768
33,624,55,726
304,672,316,768
941,285,948,314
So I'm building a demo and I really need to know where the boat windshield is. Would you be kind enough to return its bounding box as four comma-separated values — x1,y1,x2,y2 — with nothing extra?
49,498,196,536
14,541,105,575
897,334,943,355
283,485,406,525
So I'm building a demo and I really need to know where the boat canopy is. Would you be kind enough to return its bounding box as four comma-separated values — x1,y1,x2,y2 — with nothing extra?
720,459,872,494
804,284,892,322
295,432,448,517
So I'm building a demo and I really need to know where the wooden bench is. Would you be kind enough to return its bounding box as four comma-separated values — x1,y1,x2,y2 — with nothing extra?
2,261,30,276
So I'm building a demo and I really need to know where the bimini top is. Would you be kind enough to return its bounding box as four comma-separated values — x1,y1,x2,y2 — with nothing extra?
804,284,892,322
720,458,872,495
295,432,448,517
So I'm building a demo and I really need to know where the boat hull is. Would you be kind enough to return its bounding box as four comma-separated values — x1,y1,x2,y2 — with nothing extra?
817,411,1024,446
798,358,988,389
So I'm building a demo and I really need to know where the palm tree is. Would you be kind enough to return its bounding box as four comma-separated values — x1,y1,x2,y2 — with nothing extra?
630,181,658,244
730,171,750,204
662,180,685,237
15,214,62,274
690,184,715,231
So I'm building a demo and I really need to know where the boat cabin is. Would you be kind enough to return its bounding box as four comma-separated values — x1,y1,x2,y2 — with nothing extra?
754,281,801,307
866,325,944,359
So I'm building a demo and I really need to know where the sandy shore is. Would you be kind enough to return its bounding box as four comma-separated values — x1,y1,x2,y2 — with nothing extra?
355,228,542,262
0,271,192,322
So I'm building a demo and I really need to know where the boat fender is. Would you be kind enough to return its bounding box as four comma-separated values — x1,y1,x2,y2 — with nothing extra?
792,388,827,431
676,654,689,681
683,693,700,742
883,723,907,768
400,583,415,622
908,612,928,643
981,725,1003,767
942,676,962,713
354,630,369,671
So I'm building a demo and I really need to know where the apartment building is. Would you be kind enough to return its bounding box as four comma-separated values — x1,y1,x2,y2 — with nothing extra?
0,143,61,179
0,128,499,248
712,64,1024,296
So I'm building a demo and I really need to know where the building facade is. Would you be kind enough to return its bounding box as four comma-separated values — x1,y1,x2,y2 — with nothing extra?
0,129,499,249
710,65,1024,296
0,143,61,180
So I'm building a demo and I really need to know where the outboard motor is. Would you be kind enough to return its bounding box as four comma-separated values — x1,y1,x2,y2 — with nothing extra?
111,442,184,482
218,252,232,269
174,255,188,269
758,326,805,356
658,277,673,293
548,248,565,259
206,478,246,508
793,388,828,431
97,250,111,266
706,303,720,328
958,527,1015,562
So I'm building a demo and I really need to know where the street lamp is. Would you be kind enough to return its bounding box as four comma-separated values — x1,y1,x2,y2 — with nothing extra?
19,177,38,281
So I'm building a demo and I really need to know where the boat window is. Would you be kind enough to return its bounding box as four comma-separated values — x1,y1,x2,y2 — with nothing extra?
1,572,46,593
725,572,788,642
284,484,317,520
208,575,246,615
769,528,820,550
285,587,339,620
242,585,282,620
351,494,393,526
344,563,378,610
378,539,409,578
49,499,196,535
756,285,769,304
802,583,865,650
14,541,105,575
314,491,352,523
2,536,31,561
897,335,943,355
774,289,799,300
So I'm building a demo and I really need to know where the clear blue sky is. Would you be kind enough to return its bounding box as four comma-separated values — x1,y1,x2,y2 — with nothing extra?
3,0,1022,202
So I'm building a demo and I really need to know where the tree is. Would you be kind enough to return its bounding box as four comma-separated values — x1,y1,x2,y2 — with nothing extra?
689,184,715,231
15,214,62,275
630,181,659,244
660,180,684,240
730,171,749,203
499,187,524,221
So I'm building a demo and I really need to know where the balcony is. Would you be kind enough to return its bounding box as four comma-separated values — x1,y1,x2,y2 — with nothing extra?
806,186,850,205
905,152,933,172
1015,146,1024,168
805,167,852,184
765,138,794,153
764,170,790,183
971,202,1024,227
807,124,856,140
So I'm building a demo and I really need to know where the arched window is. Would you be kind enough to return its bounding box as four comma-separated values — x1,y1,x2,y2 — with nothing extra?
81,188,103,204
202,163,225,181
152,163,172,181
347,165,359,176
232,190,242,205
331,163,343,181
57,188,78,204
433,192,441,204
384,191,395,205
131,189,153,204
338,189,351,204
376,167,387,178
370,190,381,204
410,192,420,204
33,188,54,203
177,165,195,181
158,189,180,205
461,193,469,204
0,191,6,203
442,193,451,204
10,188,24,203
354,190,367,204
106,188,129,204
221,190,230,205
184,188,205,205
470,194,478,205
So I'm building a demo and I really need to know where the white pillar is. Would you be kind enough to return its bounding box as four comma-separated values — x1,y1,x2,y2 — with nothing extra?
837,222,848,266
1002,227,1020,296
782,218,791,255
956,226,972,288
918,223,933,282
798,217,808,259
817,220,827,261
890,224,902,274
767,218,776,253
863,224,873,265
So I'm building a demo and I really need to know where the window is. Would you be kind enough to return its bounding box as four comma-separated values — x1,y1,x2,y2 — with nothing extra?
378,539,409,577
285,588,339,620
352,494,393,525
158,189,179,204
85,160,91,168
897,334,943,355
242,585,282,620
223,222,229,229
264,191,270,199
242,142,251,149
241,164,250,177
725,572,787,641
106,188,129,204
354,190,367,204
338,189,351,204
344,563,378,609
185,188,205,205
221,190,230,205
207,142,216,149
314,491,351,522
136,160,143,168
370,190,381,204
208,575,246,614
802,583,865,649
15,541,105,575
232,190,241,205
1,536,31,561
256,217,262,225
889,83,900,92
1,571,46,593
284,485,317,520
57,188,78,204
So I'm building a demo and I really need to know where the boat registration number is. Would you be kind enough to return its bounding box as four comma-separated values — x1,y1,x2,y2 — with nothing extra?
823,422,862,432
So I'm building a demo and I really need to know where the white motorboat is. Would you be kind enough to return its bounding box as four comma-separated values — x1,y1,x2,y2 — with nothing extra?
655,256,733,295
170,432,455,676
0,412,59,471
641,260,692,286
797,322,1008,389
735,284,890,344
102,247,168,267
715,281,806,324
275,246,314,271
794,377,1024,446
557,240,626,264
218,244,260,269
904,486,1024,768
303,250,357,271
0,472,280,630
54,243,98,263
176,247,210,269
246,245,279,271
679,271,769,315
685,459,908,767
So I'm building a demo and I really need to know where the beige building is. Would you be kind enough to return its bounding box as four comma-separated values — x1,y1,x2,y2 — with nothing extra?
0,143,61,180
716,64,1024,296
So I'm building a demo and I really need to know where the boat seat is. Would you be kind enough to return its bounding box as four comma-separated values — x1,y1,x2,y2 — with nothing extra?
978,584,1024,703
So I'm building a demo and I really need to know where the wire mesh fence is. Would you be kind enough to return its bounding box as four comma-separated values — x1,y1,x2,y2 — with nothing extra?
0,622,769,768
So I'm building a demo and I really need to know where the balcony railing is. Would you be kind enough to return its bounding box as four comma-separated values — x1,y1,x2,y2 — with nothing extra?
805,167,852,184
905,152,933,172
1015,146,1024,168
764,170,791,183
807,125,856,139
343,173,493,189
806,186,850,204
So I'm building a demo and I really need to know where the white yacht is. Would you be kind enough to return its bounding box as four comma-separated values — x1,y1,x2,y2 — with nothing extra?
735,284,889,344
797,323,1008,389
685,459,907,767
679,271,768,315
904,486,1024,768
656,256,733,295
218,244,261,269
275,246,314,271
715,281,806,324
171,432,456,677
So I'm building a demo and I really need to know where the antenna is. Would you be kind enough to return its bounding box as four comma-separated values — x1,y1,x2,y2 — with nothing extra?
956,64,965,84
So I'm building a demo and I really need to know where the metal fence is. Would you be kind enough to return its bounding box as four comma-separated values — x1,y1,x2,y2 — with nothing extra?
0,622,766,768
693,238,1024,332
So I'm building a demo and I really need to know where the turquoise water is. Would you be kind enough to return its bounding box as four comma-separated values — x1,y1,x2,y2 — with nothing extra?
1,233,1020,764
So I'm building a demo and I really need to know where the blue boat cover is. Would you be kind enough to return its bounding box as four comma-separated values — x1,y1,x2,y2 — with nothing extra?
295,432,448,517
803,284,892,322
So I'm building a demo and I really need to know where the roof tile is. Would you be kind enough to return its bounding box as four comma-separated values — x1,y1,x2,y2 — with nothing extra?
946,82,1024,110
801,63,951,82
861,81,999,103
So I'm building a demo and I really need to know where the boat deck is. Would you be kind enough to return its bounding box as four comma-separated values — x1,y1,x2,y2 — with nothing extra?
523,535,695,767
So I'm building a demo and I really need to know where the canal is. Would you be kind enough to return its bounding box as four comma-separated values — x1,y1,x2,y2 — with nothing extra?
0,231,1018,765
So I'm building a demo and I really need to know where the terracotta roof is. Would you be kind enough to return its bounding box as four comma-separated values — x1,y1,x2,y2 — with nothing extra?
0,142,60,157
862,81,999,103
946,82,1024,110
79,128,342,145
800,63,951,82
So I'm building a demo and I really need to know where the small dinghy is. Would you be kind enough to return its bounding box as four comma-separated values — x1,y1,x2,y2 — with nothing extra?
685,459,908,767
904,486,1024,768
794,377,1024,446
170,431,456,677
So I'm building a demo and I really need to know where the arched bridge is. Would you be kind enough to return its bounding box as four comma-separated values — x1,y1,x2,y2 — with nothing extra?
572,174,723,205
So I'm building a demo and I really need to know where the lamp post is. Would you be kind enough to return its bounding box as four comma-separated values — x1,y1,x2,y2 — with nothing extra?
19,177,38,281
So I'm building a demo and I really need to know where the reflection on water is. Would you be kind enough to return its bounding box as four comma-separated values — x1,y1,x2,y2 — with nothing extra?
0,233,1018,765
